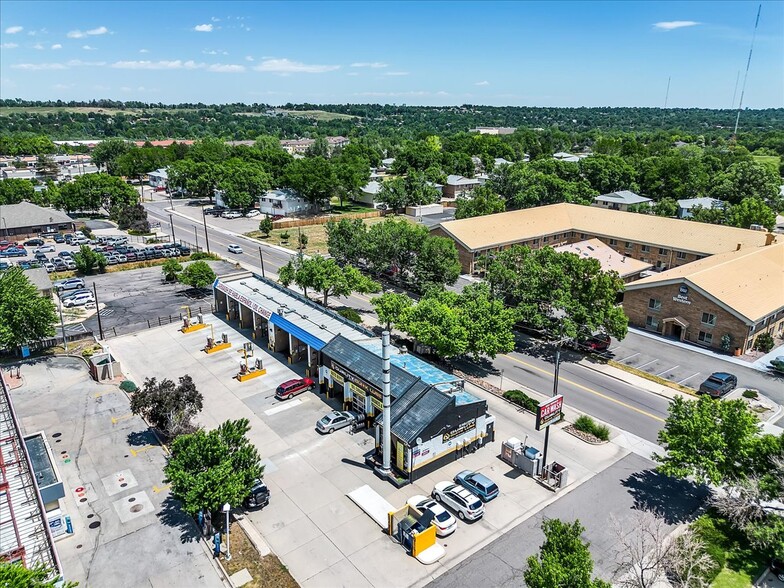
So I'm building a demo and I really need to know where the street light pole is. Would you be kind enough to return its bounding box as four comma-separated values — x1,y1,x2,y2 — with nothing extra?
58,300,68,352
222,503,231,561
258,246,266,279
93,282,104,340
193,226,199,251
169,213,176,244
202,210,211,254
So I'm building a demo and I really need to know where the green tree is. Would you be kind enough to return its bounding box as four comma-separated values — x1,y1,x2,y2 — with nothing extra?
654,396,760,486
58,173,137,214
454,185,506,219
282,157,336,210
35,154,59,180
278,255,379,306
578,154,638,194
726,197,776,231
73,245,106,275
486,245,628,341
413,236,462,290
130,375,203,439
258,215,274,237
167,159,218,201
688,204,727,226
91,138,132,173
334,155,370,208
113,146,170,182
524,519,611,588
326,218,367,266
178,261,216,289
216,159,271,210
0,562,77,587
0,267,58,349
164,418,263,516
306,136,330,158
0,178,35,205
116,203,150,232
457,283,519,359
188,137,229,164
399,291,468,358
162,258,183,282
377,177,408,212
710,160,781,207
371,292,413,332
365,219,428,279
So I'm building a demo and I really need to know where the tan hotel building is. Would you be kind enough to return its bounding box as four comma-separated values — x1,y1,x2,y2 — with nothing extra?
433,203,781,353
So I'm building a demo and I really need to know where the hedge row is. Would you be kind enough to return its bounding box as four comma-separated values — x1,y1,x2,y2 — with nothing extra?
502,389,539,413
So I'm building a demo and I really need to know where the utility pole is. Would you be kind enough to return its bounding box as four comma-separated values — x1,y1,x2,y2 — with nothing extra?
258,246,266,279
93,282,104,340
193,226,199,251
58,300,68,351
202,210,211,254
169,213,176,244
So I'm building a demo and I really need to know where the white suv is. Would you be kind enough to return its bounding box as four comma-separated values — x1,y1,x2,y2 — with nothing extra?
63,292,95,308
407,495,457,536
221,211,242,219
432,482,484,521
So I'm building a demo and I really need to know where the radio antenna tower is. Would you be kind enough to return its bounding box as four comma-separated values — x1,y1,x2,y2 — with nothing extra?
733,4,762,136
664,77,671,108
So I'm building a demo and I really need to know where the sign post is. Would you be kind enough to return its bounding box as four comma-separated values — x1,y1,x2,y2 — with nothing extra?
537,394,564,475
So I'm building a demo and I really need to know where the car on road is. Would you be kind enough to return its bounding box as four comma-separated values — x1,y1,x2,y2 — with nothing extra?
431,482,484,521
454,470,499,502
406,495,457,536
243,479,270,509
245,209,261,218
275,377,314,400
698,372,738,398
55,278,85,291
578,333,612,352
221,210,243,219
316,410,357,434
24,238,44,247
227,244,243,254
62,292,95,308
34,245,56,254
204,206,226,216
0,261,10,271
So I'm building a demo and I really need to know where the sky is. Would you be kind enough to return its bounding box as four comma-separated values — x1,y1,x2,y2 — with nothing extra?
0,1,782,108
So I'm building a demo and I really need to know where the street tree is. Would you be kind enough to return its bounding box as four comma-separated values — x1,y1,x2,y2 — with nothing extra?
412,235,462,290
167,159,217,201
371,292,413,332
0,177,35,204
130,375,204,439
57,173,138,213
524,519,611,588
399,291,468,358
161,258,183,282
486,245,628,341
164,418,263,516
113,147,170,183
188,137,229,164
726,197,776,231
325,218,367,266
116,203,150,232
0,267,57,350
376,177,408,212
258,215,274,237
454,185,506,219
654,395,760,486
282,157,336,210
278,255,379,306
0,562,77,588
710,160,781,207
73,245,107,275
91,137,132,173
216,159,271,210
334,155,370,208
365,219,428,279
457,283,519,359
178,261,216,290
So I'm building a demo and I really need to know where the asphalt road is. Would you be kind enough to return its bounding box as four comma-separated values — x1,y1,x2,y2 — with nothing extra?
427,452,709,588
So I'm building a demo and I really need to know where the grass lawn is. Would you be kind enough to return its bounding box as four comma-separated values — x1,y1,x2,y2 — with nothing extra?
692,510,768,587
753,154,781,174
279,109,357,121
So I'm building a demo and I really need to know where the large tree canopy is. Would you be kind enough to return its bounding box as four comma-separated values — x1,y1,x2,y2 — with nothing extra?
0,267,58,349
57,172,137,213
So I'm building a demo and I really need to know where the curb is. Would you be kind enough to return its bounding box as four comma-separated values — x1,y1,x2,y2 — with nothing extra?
577,359,687,403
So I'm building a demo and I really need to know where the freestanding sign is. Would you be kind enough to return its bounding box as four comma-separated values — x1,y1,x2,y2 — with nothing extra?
536,395,563,431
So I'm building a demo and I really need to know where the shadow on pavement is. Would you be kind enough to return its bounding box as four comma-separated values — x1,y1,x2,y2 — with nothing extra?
126,428,160,447
157,494,202,544
621,469,709,524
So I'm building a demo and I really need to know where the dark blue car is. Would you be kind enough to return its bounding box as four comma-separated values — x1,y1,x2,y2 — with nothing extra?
454,470,499,502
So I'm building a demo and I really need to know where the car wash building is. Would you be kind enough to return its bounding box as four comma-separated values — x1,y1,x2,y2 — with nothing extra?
321,336,495,482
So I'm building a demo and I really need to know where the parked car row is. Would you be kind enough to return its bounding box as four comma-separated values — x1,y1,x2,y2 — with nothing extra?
204,206,263,219
430,470,499,523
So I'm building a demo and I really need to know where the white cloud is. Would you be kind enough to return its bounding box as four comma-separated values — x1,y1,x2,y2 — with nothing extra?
436,91,450,96
211,16,221,22
32,43,44,50
51,44,62,50
67,26,107,38
93,84,110,91
653,20,700,31
5,26,23,34
203,49,218,55
2,42,19,49
384,71,409,76
194,24,213,32
110,59,244,72
12,62,69,71
66,60,105,66
82,45,96,50
475,80,490,86
87,26,108,35
351,62,387,69
253,58,340,74
207,63,245,73
139,48,149,53
245,55,254,62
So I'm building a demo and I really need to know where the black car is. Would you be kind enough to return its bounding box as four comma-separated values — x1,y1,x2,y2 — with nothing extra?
53,234,65,243
204,206,227,216
243,480,270,509
24,238,44,247
698,372,738,398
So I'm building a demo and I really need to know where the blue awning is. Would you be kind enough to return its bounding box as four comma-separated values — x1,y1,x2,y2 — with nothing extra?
269,313,328,351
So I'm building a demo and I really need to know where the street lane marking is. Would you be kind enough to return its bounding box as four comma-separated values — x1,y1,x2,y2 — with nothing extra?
500,354,666,423
638,359,658,369
656,365,679,377
265,397,306,416
618,353,639,362
678,372,701,385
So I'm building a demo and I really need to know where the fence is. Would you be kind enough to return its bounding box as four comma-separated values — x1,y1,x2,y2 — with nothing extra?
272,210,382,229
104,303,216,339
0,330,95,358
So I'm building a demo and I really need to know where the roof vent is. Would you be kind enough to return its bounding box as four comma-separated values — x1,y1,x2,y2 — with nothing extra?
736,243,742,251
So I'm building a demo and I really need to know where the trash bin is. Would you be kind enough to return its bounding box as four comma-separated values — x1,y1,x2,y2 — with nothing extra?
550,462,568,488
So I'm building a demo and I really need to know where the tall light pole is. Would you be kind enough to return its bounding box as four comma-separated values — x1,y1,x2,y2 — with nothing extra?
202,209,211,254
222,503,231,561
258,246,266,279
58,299,68,352
193,225,199,251
169,213,176,244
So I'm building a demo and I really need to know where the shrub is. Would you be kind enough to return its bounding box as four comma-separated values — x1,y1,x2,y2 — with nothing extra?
754,332,775,353
691,514,728,582
189,252,220,261
337,308,362,323
742,389,759,399
280,230,290,242
119,380,138,393
573,415,610,441
502,389,539,413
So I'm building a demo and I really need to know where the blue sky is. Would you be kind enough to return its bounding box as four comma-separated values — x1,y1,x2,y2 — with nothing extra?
1,1,782,108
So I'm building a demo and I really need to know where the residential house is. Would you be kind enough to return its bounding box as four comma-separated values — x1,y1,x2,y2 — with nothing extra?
356,181,383,208
676,197,724,219
593,190,652,212
147,168,169,189
552,151,581,163
442,175,482,200
470,127,517,135
259,188,311,217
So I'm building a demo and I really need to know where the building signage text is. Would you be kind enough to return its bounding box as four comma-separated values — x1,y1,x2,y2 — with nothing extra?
329,360,382,400
217,282,273,319
536,395,564,431
442,418,476,443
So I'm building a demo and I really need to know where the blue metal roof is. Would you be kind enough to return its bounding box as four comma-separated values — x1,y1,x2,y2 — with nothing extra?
269,313,327,350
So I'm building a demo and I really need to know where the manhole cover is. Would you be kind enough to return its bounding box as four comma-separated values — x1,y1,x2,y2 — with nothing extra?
60,451,67,455
52,433,62,438
76,544,83,549
128,497,136,503
130,505,143,513
56,439,61,443
89,521,101,529
87,514,94,519
120,483,127,488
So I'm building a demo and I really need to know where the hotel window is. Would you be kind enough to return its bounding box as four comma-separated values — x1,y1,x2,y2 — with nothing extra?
609,239,617,246
659,248,667,256
698,331,713,345
625,241,633,249
543,236,549,243
676,251,687,260
646,316,659,330
641,245,651,253
701,312,717,326
648,298,661,311
580,233,587,239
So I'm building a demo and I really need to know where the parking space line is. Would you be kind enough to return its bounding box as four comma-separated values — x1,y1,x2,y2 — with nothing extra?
638,359,658,369
618,353,639,363
111,413,134,424
152,484,171,493
129,445,157,457
678,372,701,385
656,365,679,377
265,398,306,416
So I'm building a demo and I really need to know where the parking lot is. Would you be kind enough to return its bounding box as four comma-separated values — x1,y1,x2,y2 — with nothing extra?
109,316,628,588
